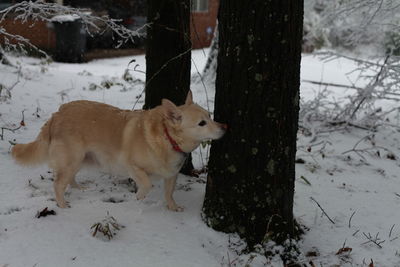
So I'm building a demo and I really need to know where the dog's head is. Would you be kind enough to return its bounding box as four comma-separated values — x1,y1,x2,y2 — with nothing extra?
161,91,227,145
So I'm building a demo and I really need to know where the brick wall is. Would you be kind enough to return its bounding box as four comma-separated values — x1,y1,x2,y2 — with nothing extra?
0,0,218,53
190,0,218,49
0,16,56,51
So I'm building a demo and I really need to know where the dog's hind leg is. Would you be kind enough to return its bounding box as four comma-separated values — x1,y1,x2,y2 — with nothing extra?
54,169,76,208
49,141,84,208
129,166,152,200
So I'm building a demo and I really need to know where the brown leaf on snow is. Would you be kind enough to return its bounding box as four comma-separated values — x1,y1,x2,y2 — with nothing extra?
36,207,56,218
335,247,352,255
386,153,396,160
369,259,374,267
306,250,318,257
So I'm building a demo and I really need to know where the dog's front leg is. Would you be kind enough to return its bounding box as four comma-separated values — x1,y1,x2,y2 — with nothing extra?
129,166,152,200
164,175,183,212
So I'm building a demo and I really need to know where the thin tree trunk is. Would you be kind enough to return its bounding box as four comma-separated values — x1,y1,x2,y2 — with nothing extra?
202,0,303,249
145,0,194,174
201,25,218,84
144,0,191,108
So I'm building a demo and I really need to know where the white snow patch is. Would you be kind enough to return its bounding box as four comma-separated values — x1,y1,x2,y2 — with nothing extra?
51,14,81,22
1,49,400,266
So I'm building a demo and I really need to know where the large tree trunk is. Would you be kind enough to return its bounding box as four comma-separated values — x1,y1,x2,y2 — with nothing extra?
202,0,303,248
144,0,191,109
145,0,194,174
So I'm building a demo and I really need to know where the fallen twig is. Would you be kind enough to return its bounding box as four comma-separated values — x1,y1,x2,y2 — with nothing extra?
310,197,335,224
0,110,26,140
362,232,385,248
353,229,360,236
348,211,356,228
389,224,395,238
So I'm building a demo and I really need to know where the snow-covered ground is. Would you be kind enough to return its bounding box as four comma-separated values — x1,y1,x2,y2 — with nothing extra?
1,50,400,266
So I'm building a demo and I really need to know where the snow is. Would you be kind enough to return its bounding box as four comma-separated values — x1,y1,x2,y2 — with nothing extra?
51,14,81,22
1,49,400,266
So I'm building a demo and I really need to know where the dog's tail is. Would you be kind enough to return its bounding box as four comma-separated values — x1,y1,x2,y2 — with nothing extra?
12,118,52,166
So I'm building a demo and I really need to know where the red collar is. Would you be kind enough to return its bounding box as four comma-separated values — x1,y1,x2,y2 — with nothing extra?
163,125,185,153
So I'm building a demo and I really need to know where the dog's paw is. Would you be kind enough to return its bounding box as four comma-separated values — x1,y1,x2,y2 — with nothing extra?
70,180,87,190
136,186,151,200
167,203,184,212
136,191,146,200
57,201,70,208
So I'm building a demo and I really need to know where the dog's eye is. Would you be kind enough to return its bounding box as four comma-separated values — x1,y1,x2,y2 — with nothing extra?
198,120,207,126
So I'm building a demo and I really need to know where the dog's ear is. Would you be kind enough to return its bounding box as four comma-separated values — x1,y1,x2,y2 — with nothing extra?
185,90,193,105
162,99,182,122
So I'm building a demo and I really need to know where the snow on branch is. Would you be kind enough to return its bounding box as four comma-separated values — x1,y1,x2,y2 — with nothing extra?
300,49,400,139
0,0,148,53
305,0,400,52
316,51,400,124
322,0,400,47
0,25,48,57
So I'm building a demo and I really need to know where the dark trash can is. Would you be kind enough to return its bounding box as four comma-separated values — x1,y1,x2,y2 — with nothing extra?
52,15,86,63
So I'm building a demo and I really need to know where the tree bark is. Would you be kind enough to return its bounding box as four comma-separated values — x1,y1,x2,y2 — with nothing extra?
144,0,191,109
145,0,194,174
200,25,218,84
202,0,303,248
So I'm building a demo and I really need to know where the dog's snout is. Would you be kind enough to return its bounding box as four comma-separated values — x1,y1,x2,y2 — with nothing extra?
220,123,228,130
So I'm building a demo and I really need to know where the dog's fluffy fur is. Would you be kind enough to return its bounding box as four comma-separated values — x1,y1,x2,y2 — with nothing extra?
12,91,226,210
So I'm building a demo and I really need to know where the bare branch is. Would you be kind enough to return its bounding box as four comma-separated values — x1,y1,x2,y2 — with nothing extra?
361,232,385,248
310,197,335,224
348,211,356,228
0,110,25,141
0,1,147,55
